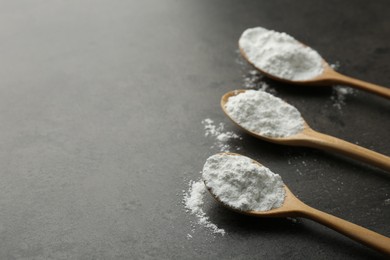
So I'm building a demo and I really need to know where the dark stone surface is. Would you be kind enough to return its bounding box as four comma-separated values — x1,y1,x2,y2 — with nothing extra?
0,0,389,259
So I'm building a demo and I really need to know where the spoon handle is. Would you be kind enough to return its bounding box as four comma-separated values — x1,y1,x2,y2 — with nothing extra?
301,129,390,172
328,71,390,99
299,204,390,255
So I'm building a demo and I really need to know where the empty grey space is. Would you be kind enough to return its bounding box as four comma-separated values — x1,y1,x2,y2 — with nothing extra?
0,0,389,259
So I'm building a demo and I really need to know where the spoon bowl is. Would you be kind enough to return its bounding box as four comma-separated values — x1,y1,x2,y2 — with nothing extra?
221,90,390,172
221,90,310,146
239,44,390,99
204,152,390,256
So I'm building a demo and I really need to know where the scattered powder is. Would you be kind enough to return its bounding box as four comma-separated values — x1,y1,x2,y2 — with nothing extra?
236,48,277,94
239,27,324,81
384,198,390,206
202,118,223,137
331,86,355,110
216,133,231,142
182,119,242,237
225,90,305,138
330,61,341,70
203,153,285,211
328,62,355,110
183,179,225,235
202,118,241,152
243,70,269,91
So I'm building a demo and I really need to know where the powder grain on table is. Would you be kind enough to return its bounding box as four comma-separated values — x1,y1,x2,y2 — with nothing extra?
183,179,225,236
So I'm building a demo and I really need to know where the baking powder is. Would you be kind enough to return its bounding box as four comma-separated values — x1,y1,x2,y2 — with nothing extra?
239,27,323,81
203,153,285,211
225,90,304,138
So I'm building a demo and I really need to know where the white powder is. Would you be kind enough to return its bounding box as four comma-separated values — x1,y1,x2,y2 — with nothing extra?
236,48,276,93
202,118,241,152
203,154,285,211
183,180,225,235
225,90,305,138
239,27,324,81
243,69,269,91
330,61,341,70
202,118,223,137
182,119,243,237
331,86,354,110
328,62,355,110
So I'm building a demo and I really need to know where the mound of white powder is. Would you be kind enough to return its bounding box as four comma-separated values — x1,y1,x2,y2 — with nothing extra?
239,27,324,81
225,90,305,138
203,153,285,211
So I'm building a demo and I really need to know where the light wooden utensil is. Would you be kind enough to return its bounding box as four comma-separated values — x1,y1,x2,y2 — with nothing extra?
239,47,390,99
221,90,390,172
204,153,390,256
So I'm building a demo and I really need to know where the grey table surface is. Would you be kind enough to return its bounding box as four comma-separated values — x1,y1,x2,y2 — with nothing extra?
0,0,389,259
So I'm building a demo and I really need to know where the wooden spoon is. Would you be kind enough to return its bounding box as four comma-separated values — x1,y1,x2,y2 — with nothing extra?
221,90,390,172
204,153,390,256
239,47,390,99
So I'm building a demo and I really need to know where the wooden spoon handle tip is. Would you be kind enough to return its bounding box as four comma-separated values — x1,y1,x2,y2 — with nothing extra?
299,205,390,256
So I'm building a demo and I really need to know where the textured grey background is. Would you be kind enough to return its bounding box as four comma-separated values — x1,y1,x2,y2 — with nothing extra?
0,0,389,259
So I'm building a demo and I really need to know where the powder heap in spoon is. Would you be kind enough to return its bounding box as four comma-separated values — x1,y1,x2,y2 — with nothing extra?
239,27,324,81
225,90,305,138
203,153,285,211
